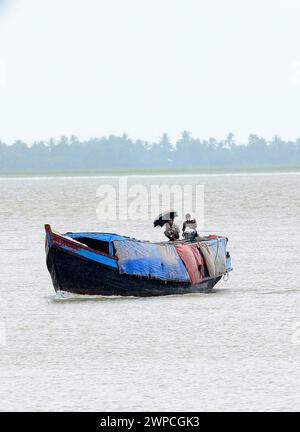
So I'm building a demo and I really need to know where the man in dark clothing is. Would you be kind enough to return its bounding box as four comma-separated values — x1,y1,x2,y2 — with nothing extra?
164,218,180,241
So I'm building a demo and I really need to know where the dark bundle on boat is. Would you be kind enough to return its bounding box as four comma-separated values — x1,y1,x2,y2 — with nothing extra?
153,210,178,227
44,224,233,297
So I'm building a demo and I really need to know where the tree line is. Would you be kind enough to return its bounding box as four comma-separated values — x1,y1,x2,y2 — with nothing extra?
0,132,299,171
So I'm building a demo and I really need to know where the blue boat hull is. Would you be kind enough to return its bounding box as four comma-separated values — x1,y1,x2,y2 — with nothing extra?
46,245,222,297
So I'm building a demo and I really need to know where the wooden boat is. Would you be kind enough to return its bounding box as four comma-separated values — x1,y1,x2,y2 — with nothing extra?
45,224,232,297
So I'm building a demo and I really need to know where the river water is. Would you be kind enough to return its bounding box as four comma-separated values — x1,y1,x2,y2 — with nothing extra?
0,172,299,411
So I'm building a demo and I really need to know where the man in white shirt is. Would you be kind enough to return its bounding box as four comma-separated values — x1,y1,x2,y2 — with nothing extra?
182,213,198,240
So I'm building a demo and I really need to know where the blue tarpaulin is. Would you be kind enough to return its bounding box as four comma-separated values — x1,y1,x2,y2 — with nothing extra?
114,240,190,282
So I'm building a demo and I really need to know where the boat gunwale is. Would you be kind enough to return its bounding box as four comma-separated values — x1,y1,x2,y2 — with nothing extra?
45,224,118,261
45,224,228,260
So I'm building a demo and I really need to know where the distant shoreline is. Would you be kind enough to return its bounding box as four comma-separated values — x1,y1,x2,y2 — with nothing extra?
1,165,300,177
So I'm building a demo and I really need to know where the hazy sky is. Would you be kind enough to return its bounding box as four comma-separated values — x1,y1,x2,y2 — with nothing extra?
0,0,300,144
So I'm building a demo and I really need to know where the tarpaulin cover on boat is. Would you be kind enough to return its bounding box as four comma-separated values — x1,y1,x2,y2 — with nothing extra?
114,240,190,282
198,237,227,277
175,244,205,284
